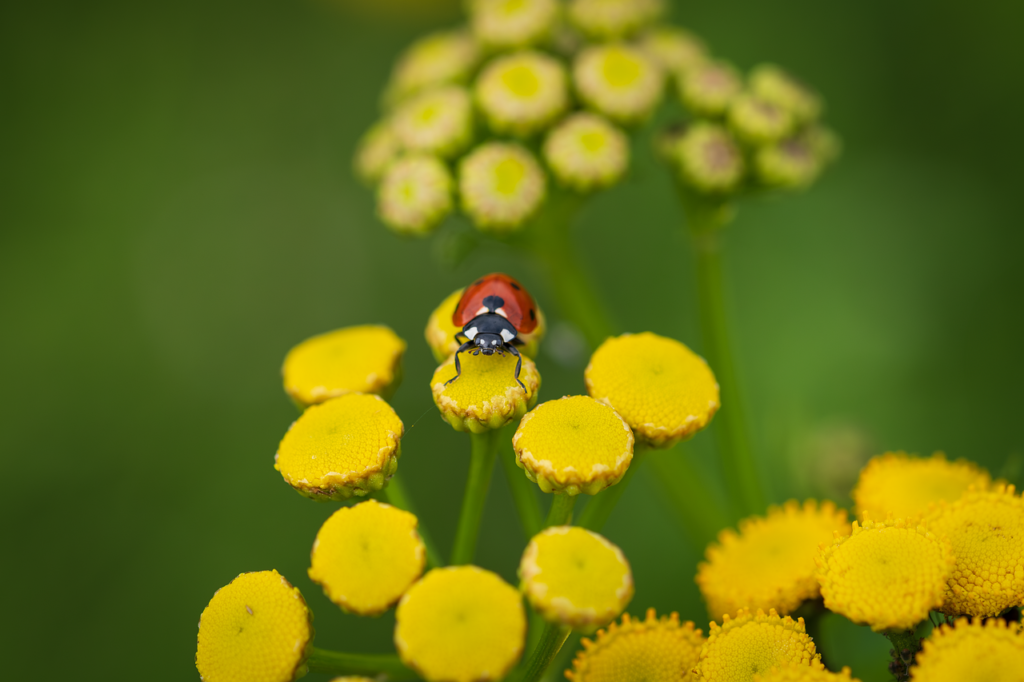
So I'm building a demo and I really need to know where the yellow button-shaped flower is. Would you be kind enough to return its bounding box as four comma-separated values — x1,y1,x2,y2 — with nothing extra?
922,485,1024,618
196,570,313,682
308,499,425,616
425,287,544,363
586,332,719,449
431,350,540,433
697,500,848,621
816,518,955,631
395,566,526,682
520,526,634,629
853,451,992,523
910,617,1024,682
694,609,822,682
573,44,664,125
567,608,705,682
513,395,633,495
275,393,403,500
754,665,860,682
283,325,406,407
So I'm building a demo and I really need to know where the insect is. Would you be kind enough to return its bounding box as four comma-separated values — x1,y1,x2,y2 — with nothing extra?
445,273,539,391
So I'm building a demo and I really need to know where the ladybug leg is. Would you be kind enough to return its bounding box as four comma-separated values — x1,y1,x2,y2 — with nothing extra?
455,331,468,344
444,341,475,386
507,343,526,391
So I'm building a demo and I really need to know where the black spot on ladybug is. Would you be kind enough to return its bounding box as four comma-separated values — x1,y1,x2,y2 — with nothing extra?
529,308,535,320
510,282,521,290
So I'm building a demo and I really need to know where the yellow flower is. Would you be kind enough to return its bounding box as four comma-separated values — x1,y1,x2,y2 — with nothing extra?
638,26,707,77
754,139,820,190
543,112,630,192
672,123,746,194
910,617,1024,682
694,608,822,682
391,86,473,159
196,570,313,682
567,0,665,40
520,526,634,629
585,332,719,449
377,154,454,236
308,499,425,616
458,142,547,233
728,94,794,146
678,61,742,117
749,65,821,125
470,0,559,50
815,518,955,631
754,665,859,682
425,286,545,363
475,51,568,138
353,121,400,184
573,44,665,125
395,566,526,682
852,451,992,523
512,395,633,495
275,393,403,500
282,325,406,407
697,500,849,621
922,485,1024,618
386,30,479,104
431,349,541,433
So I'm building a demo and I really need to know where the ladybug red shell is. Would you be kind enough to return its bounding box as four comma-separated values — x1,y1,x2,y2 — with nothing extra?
453,273,539,335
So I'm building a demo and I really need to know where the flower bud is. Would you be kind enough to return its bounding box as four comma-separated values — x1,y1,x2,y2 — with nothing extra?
386,30,479,104
671,123,745,195
353,121,401,185
749,63,822,124
543,112,629,192
678,60,741,117
377,155,454,236
727,93,794,146
391,86,473,159
754,137,820,189
459,142,547,233
573,43,664,125
567,0,664,40
638,26,707,77
475,51,568,138
470,0,559,51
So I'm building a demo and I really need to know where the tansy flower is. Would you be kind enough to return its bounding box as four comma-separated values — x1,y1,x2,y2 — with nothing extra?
275,393,403,500
574,44,664,125
754,665,860,682
697,500,849,621
386,30,480,104
308,499,425,616
470,0,559,51
749,64,822,125
567,0,665,40
922,485,1024,618
816,518,955,631
353,122,401,184
728,94,794,146
638,26,707,77
475,51,568,138
585,332,719,449
282,325,406,407
377,155,454,236
852,451,992,523
754,139,820,190
567,609,706,682
543,112,630,192
459,142,547,233
679,61,742,117
395,566,526,682
431,348,541,432
425,287,545,363
391,86,473,159
672,123,746,194
512,395,633,495
520,526,633,629
909,617,1024,682
196,570,313,682
693,608,822,682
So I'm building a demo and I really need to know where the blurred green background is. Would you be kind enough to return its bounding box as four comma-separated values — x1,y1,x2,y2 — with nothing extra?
2,0,1022,680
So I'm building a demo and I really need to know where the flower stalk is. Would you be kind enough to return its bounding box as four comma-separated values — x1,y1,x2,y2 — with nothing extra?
307,648,417,680
382,472,444,568
500,431,544,538
577,446,646,532
451,428,502,564
517,622,572,682
646,447,729,547
545,492,577,527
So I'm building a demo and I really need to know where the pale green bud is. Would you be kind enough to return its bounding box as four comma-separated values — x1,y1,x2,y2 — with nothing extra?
543,112,629,192
727,93,794,146
475,51,569,137
673,123,745,194
386,30,480,105
470,0,559,51
755,137,820,189
377,155,454,236
574,43,664,125
678,60,742,118
353,122,401,185
459,142,547,234
392,86,474,159
637,26,707,77
567,0,665,40
749,63,822,124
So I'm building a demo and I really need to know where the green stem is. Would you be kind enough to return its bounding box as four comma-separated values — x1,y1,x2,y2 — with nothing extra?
541,631,580,682
450,429,501,565
382,473,444,569
686,199,765,518
577,447,646,532
883,628,923,682
518,622,571,682
306,648,416,680
646,447,729,548
500,435,544,539
545,493,578,527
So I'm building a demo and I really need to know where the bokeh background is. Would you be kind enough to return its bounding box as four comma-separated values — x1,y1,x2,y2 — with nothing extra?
3,0,1023,680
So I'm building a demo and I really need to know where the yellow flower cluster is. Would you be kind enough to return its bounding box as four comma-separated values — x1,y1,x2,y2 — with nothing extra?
910,617,1024,681
693,608,822,682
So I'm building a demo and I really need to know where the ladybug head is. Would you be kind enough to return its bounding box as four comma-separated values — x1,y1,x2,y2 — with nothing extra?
472,333,504,356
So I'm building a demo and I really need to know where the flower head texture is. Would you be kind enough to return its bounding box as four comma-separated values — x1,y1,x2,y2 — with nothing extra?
308,499,425,616
567,608,706,682
749,64,821,125
275,393,403,500
728,94,793,146
754,666,859,682
459,142,546,233
697,500,848,621
395,566,526,682
567,0,664,40
475,51,568,137
754,139,820,190
520,526,633,630
377,155,454,235
513,395,633,495
679,61,742,117
638,27,707,77
391,86,473,158
574,44,664,125
694,608,822,682
354,122,401,184
853,451,992,523
470,0,559,50
387,30,479,103
910,617,1024,682
543,112,630,192
282,325,406,406
585,332,719,448
922,485,1024,617
196,570,313,682
431,349,541,432
425,287,544,362
816,518,955,631
672,123,745,194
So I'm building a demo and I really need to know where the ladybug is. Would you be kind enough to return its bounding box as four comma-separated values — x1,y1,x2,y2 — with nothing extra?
446,273,539,390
